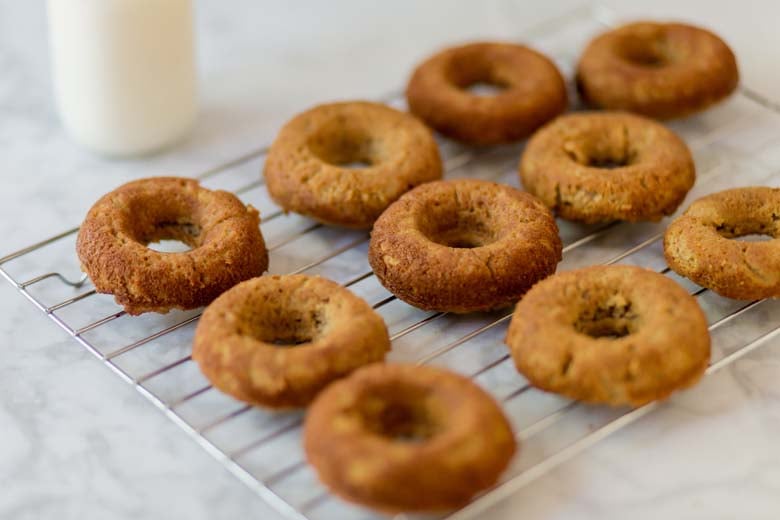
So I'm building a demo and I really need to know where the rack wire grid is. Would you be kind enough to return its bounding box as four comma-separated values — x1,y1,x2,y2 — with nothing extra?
4,4,780,519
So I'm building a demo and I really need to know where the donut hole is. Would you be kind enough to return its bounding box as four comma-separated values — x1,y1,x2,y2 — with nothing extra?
138,220,203,252
620,45,667,67
339,160,372,169
269,333,314,347
465,81,508,97
563,138,635,170
237,303,327,347
575,294,638,339
427,223,495,248
618,33,672,68
734,234,774,242
358,391,442,442
584,156,630,169
447,54,511,98
715,222,778,242
147,239,194,253
121,192,205,252
418,198,499,249
142,222,202,252
577,317,632,339
307,123,379,169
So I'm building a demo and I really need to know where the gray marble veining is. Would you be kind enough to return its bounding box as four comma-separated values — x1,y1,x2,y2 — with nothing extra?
2,1,780,519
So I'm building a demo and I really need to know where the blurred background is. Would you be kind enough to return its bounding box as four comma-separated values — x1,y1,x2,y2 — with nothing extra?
2,0,778,252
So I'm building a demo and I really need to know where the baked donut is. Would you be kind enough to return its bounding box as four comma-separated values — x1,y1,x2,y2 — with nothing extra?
304,363,516,512
664,187,780,300
368,179,562,313
406,42,567,145
577,21,739,119
77,177,268,315
520,111,695,223
264,101,442,229
192,274,390,408
506,265,710,407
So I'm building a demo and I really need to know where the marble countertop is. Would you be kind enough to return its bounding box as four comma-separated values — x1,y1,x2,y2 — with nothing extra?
2,1,780,519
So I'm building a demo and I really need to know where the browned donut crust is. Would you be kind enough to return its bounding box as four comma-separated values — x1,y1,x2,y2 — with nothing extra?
368,179,562,313
304,363,516,512
506,265,710,407
664,187,780,300
76,177,268,315
406,42,567,145
520,111,695,223
263,101,442,229
577,21,739,119
192,275,390,408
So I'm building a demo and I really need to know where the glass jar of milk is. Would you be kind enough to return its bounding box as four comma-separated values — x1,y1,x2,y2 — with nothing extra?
47,0,197,157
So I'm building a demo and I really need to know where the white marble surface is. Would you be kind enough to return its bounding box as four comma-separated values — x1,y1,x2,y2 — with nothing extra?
2,1,780,519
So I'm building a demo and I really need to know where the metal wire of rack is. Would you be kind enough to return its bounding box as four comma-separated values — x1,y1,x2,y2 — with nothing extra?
3,4,780,519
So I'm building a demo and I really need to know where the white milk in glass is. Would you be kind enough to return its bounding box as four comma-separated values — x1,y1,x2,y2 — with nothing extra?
47,0,197,156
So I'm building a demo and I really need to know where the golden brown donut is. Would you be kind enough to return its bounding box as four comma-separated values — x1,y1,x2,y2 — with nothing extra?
368,179,562,313
506,265,710,407
77,177,268,315
520,111,695,223
406,42,567,145
264,101,442,229
304,363,516,512
664,187,780,300
577,21,739,119
192,274,390,408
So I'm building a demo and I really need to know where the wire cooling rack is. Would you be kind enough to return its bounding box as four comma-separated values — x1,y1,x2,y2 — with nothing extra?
4,4,780,519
